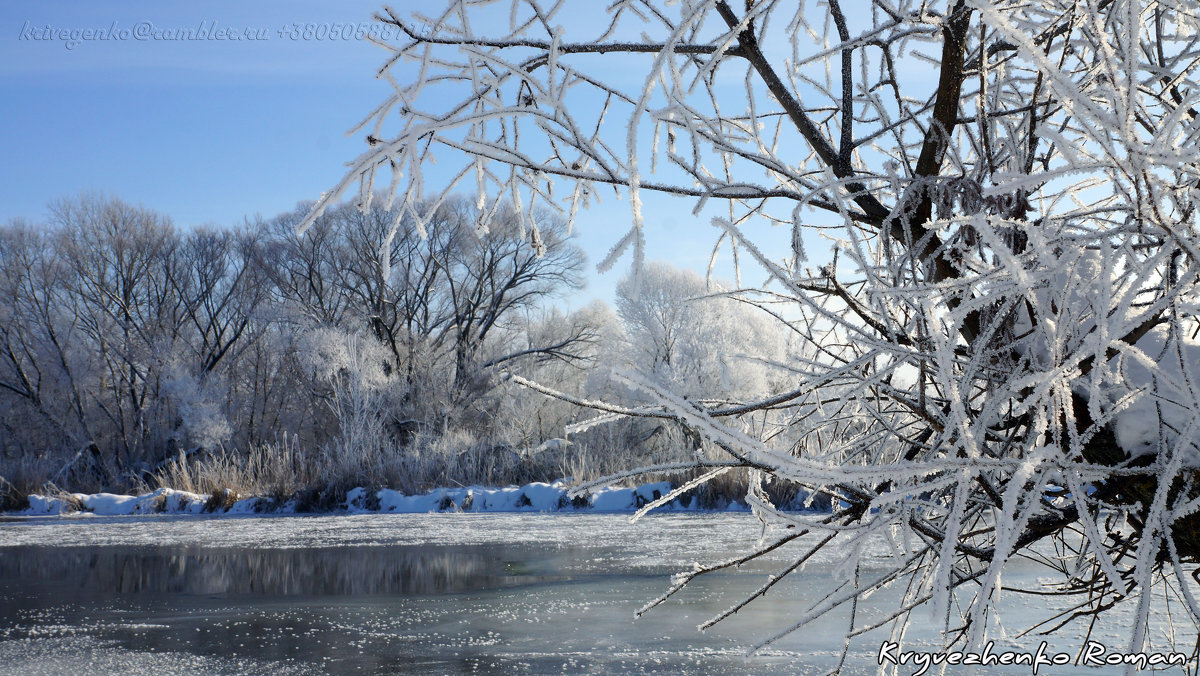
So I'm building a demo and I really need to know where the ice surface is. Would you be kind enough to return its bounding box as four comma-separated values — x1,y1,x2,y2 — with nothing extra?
0,512,767,559
0,513,1190,675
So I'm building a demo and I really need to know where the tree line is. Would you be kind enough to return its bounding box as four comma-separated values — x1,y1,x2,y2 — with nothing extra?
0,193,787,502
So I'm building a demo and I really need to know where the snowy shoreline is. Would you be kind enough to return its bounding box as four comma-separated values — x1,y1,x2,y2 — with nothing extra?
8,480,770,518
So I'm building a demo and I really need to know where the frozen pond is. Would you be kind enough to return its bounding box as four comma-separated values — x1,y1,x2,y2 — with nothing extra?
0,513,1191,674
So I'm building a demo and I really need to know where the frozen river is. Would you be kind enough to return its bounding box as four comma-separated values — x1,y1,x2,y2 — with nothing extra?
0,513,1191,674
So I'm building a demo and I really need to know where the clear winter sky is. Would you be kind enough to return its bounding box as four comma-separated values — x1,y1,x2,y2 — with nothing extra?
1,0,793,307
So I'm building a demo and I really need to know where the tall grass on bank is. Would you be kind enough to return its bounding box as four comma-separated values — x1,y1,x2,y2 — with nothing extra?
7,428,814,512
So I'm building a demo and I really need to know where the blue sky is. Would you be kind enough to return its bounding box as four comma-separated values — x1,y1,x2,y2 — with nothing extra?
2,1,397,225
0,1,796,306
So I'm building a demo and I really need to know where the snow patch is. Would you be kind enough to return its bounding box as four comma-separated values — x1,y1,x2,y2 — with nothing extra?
1109,326,1200,463
12,480,820,517
20,488,209,516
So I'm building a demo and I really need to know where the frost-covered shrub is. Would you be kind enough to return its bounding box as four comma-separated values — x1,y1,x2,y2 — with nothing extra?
299,328,404,484
160,362,233,451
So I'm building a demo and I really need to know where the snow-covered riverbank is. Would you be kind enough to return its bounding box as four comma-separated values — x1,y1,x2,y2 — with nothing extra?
10,479,768,517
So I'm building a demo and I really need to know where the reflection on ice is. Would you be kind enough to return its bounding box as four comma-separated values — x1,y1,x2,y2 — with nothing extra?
1,545,536,596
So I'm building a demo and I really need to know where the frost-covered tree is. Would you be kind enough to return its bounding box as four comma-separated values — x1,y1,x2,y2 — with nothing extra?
271,197,588,405
615,261,785,400
311,0,1200,659
0,220,93,463
0,196,276,484
266,196,597,485
603,260,792,483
